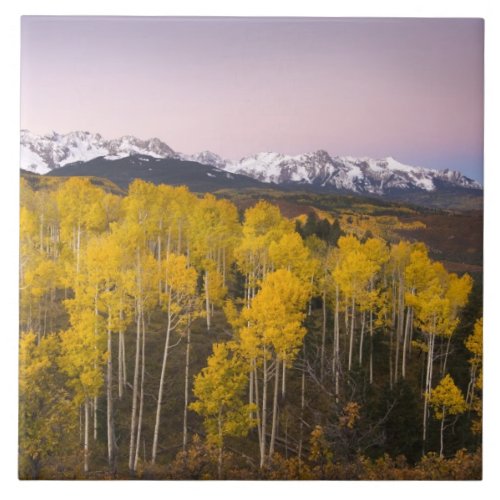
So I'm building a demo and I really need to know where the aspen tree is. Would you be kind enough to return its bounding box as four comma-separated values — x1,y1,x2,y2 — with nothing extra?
358,238,389,369
56,178,107,279
304,235,329,381
235,200,294,301
20,188,63,337
269,231,316,394
21,257,60,341
124,252,158,472
85,232,130,471
19,332,77,478
59,307,106,474
333,235,376,371
122,185,160,471
428,374,466,457
240,269,309,465
406,253,466,451
151,253,198,464
188,194,240,329
465,318,483,434
441,273,472,375
403,244,434,378
190,342,256,478
327,247,342,395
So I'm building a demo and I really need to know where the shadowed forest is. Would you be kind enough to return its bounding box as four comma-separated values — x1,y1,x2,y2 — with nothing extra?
19,177,482,480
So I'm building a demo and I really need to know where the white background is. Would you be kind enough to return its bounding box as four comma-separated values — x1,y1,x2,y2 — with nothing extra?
0,0,498,498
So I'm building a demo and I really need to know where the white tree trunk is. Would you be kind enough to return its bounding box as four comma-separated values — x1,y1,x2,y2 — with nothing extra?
182,322,191,452
269,359,280,457
440,408,446,457
106,321,114,470
93,397,97,441
152,296,172,463
333,284,340,399
134,311,146,470
281,359,286,399
118,329,124,399
260,352,268,468
128,301,141,471
358,310,366,365
422,329,435,450
84,399,89,474
204,270,211,331
348,297,355,371
402,306,412,379
298,366,306,468
253,362,262,449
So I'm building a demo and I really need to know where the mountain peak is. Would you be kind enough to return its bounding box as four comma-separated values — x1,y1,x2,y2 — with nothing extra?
19,130,482,194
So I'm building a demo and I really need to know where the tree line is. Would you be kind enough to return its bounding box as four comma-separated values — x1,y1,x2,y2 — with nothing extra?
19,177,482,479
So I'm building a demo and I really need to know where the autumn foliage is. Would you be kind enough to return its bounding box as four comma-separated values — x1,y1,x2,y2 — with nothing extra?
19,177,482,479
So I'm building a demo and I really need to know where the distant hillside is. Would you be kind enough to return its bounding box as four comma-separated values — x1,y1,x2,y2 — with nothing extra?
21,169,125,195
45,155,267,192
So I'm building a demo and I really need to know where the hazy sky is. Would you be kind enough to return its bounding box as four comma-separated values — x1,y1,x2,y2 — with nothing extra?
21,17,484,181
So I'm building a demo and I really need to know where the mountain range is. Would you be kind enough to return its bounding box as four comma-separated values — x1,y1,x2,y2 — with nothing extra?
21,130,482,199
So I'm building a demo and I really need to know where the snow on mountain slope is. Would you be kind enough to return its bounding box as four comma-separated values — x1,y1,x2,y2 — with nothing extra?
21,130,110,170
179,150,227,169
20,130,482,194
20,130,178,172
106,136,177,159
20,144,51,174
225,151,482,193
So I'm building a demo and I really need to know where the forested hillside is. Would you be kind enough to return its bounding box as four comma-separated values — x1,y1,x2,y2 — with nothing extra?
19,177,482,479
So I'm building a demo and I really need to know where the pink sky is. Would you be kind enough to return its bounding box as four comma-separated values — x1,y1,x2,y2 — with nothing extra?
21,17,484,180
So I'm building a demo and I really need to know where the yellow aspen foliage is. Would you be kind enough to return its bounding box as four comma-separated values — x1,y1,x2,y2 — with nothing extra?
404,247,435,296
241,269,309,362
19,332,77,478
339,401,361,429
190,342,256,447
20,206,38,251
164,252,197,292
22,257,59,300
363,237,390,269
269,231,316,282
56,177,107,243
309,425,333,464
58,308,106,403
465,318,483,434
405,254,451,336
101,192,123,227
447,273,473,313
235,200,293,279
337,233,362,255
188,193,241,266
334,238,376,299
122,179,160,245
428,374,467,420
465,317,483,367
358,237,389,310
18,172,482,478
389,240,413,276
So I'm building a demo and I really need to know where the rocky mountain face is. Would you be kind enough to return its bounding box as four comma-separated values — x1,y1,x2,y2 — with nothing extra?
20,130,177,174
21,130,482,195
224,151,482,194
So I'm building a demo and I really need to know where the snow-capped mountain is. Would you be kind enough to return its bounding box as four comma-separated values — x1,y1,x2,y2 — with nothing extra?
20,130,482,194
20,130,178,174
224,151,482,194
179,150,227,170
